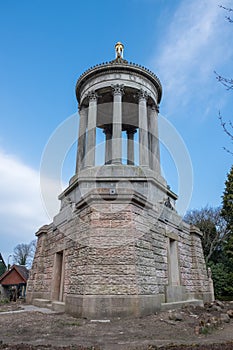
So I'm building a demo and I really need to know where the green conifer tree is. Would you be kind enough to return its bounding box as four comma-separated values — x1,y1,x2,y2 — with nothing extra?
0,254,6,276
221,165,233,234
221,166,233,297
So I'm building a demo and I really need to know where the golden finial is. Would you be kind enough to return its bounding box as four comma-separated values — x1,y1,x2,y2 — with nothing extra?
115,42,124,59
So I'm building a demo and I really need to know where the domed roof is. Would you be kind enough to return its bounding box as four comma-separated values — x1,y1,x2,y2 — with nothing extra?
75,43,162,104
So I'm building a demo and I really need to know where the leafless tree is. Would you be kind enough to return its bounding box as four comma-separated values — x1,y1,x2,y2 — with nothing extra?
184,206,229,264
13,240,36,268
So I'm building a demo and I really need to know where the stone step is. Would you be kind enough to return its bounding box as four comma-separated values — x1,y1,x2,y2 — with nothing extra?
33,298,52,309
161,299,204,311
52,301,65,313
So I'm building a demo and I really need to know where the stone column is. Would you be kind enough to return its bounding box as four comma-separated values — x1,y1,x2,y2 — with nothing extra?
76,105,87,174
112,84,124,164
85,91,98,167
103,125,112,164
126,128,136,165
138,90,149,167
148,104,160,174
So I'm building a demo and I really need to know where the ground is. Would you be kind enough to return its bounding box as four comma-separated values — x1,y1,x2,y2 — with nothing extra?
0,301,232,350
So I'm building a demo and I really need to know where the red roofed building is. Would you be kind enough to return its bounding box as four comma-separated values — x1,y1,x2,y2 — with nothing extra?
0,265,29,301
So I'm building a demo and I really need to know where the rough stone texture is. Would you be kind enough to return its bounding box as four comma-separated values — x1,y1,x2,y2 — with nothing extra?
27,187,212,317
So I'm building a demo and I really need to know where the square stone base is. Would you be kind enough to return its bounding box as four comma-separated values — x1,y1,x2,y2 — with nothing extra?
65,294,164,318
165,285,187,303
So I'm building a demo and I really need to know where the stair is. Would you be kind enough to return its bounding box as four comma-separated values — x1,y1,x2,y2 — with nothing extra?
32,298,65,313
33,298,52,309
52,301,65,313
161,299,204,311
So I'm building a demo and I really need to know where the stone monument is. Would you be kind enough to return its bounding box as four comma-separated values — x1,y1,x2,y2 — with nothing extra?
27,43,213,317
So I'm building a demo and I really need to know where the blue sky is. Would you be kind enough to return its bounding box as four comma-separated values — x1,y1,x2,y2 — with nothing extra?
0,0,232,263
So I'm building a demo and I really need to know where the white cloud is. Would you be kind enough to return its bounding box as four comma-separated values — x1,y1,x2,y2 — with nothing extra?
0,149,61,261
153,0,233,114
0,113,78,264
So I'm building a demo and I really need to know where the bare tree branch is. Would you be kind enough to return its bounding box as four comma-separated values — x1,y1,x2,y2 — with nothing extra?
214,71,233,90
219,112,233,141
219,5,233,22
215,3,233,154
220,5,233,11
218,112,233,155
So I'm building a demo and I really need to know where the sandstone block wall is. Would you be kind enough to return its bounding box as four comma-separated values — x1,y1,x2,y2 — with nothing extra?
27,190,212,316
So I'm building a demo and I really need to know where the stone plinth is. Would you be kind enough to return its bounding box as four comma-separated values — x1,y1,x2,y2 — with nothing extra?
27,188,211,318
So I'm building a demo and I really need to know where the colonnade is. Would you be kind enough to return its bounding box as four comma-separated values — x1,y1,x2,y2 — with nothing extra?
76,85,160,174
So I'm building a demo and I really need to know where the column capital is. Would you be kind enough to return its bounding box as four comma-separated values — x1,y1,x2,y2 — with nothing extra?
111,84,124,96
151,103,159,113
87,90,98,102
138,89,148,102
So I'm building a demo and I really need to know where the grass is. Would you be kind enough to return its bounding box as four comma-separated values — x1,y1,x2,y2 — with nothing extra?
56,320,81,327
0,298,9,304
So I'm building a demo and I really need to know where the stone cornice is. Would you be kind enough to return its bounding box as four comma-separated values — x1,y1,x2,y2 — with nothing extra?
75,188,153,212
190,225,203,237
76,61,162,104
59,165,177,201
35,224,51,236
